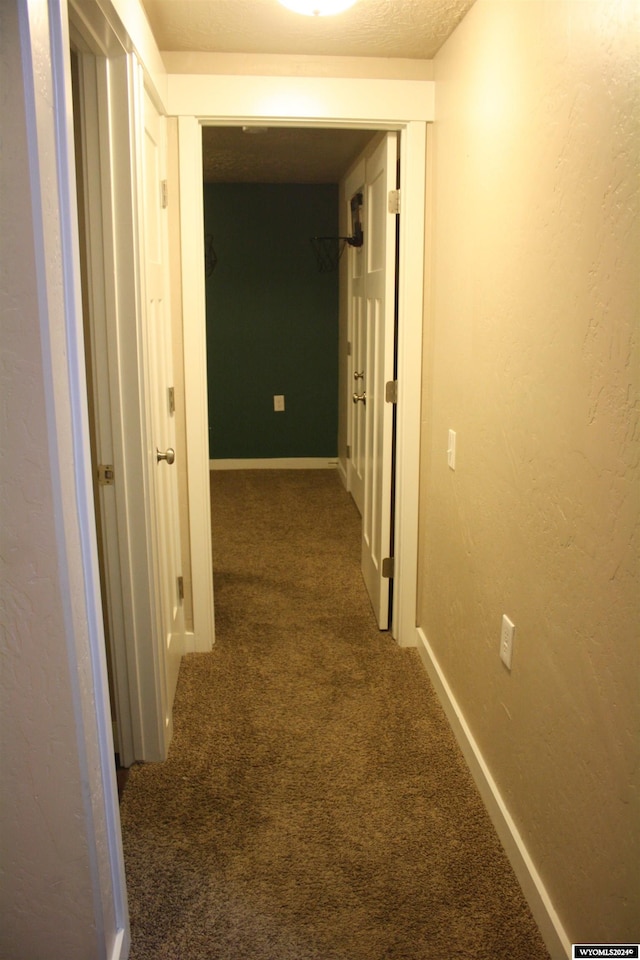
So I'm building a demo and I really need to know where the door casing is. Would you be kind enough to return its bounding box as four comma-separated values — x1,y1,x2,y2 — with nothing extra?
173,76,431,646
69,4,187,764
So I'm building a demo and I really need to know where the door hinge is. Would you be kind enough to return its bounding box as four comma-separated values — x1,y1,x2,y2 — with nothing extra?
177,575,184,602
161,179,168,209
388,189,401,215
346,444,351,459
97,464,114,486
347,340,352,357
168,386,175,415
385,380,398,404
382,557,394,579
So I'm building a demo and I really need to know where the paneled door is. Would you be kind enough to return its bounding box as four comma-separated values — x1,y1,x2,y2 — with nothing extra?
348,191,366,515
360,133,398,630
142,87,185,747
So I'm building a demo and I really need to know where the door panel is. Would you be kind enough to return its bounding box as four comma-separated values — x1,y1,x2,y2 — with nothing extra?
349,232,366,513
142,89,184,741
360,133,398,629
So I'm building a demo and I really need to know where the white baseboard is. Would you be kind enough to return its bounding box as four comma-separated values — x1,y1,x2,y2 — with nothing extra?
337,457,348,489
108,929,128,960
414,626,571,960
184,629,211,655
210,458,338,471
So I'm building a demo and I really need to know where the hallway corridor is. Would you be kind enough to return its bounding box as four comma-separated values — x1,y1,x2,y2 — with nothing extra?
119,470,549,960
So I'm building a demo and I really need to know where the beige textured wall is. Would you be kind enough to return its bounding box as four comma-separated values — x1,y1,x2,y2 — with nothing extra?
419,0,639,944
0,2,114,954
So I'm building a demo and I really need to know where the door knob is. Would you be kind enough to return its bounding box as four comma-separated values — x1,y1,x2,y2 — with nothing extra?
156,447,175,464
352,392,366,405
354,371,364,380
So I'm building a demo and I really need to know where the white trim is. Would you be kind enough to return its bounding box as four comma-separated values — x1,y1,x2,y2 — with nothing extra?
415,627,571,960
392,120,426,647
72,0,168,110
124,53,168,763
136,75,178,759
168,74,433,123
174,82,428,651
73,47,137,769
210,458,339,470
337,457,348,489
69,0,171,765
178,116,216,654
107,929,127,960
108,0,167,106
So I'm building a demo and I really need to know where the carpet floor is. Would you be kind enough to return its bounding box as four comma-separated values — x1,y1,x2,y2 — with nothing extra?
119,469,550,960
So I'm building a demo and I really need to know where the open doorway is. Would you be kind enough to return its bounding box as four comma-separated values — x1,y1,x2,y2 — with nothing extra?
200,125,398,628
201,125,377,471
203,180,342,468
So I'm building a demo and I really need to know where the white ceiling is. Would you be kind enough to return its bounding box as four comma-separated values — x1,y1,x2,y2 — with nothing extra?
141,0,476,182
141,0,474,60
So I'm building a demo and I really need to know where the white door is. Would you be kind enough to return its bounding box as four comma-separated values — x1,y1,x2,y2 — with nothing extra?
360,133,398,630
142,88,185,743
348,190,366,515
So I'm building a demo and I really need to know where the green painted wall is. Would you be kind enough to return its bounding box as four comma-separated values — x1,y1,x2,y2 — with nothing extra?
204,183,339,460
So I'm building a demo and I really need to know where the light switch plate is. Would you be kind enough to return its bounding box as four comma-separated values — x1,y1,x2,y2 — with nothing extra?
500,615,515,670
447,429,456,470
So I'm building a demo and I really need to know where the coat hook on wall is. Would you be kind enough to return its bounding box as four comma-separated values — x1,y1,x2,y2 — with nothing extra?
310,191,363,273
205,233,218,276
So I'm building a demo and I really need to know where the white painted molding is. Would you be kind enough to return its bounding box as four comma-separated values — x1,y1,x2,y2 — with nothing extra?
337,457,348,489
391,120,426,649
70,0,167,111
167,74,434,123
210,458,338,470
414,627,572,960
107,930,127,960
178,117,216,654
91,0,167,107
173,84,426,659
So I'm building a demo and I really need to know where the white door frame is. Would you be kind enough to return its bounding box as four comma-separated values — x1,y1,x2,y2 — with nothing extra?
72,45,136,766
140,83,187,747
171,75,431,647
176,116,216,655
69,2,178,763
358,132,399,630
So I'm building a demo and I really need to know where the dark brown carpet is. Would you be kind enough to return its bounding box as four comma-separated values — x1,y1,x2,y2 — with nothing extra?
120,469,550,960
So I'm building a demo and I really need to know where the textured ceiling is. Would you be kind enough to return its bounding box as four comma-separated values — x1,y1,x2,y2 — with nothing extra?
142,0,476,182
141,0,475,60
202,126,378,182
